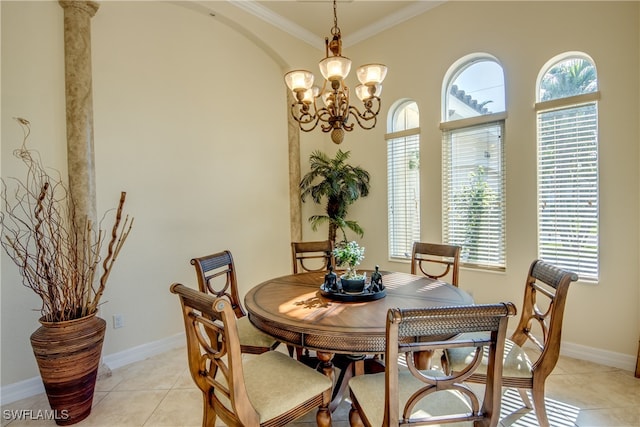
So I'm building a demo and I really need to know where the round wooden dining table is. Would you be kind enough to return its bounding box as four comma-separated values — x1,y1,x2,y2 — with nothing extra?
244,269,474,409
245,269,473,355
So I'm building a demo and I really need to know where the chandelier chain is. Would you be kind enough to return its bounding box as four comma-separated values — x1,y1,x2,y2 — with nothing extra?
331,0,340,37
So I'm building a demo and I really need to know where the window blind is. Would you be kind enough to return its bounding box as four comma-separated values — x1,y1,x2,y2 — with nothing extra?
442,121,506,269
537,103,598,280
387,133,420,259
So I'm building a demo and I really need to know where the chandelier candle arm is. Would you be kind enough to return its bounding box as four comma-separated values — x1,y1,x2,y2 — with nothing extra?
283,0,387,144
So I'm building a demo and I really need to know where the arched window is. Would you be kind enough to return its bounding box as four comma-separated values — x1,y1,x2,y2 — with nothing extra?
386,100,420,260
444,58,505,121
441,54,507,270
536,53,599,281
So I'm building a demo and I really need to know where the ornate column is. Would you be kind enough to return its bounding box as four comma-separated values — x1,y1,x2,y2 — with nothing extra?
58,0,112,380
287,90,302,242
58,0,99,227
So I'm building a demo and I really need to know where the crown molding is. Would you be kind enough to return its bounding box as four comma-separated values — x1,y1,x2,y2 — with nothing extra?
228,1,445,49
344,1,445,46
229,0,324,49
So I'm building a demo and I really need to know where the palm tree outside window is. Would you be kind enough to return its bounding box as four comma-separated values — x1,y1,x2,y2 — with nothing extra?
536,53,599,281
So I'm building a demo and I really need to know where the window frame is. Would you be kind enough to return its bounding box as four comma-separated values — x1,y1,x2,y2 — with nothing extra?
386,100,421,261
441,55,507,271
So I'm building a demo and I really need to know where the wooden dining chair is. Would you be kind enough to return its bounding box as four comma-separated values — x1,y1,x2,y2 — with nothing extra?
410,242,461,286
170,284,333,427
291,240,335,273
348,302,516,427
442,259,579,427
190,250,280,355
290,240,335,361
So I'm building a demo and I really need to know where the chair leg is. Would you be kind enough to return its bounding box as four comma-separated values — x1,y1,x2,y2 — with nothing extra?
286,344,296,358
440,352,451,374
202,393,216,427
415,349,434,370
635,338,640,378
517,388,533,409
349,404,365,427
531,383,550,427
316,405,332,427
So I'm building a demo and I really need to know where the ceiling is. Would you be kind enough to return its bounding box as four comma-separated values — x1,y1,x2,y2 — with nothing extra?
226,1,444,47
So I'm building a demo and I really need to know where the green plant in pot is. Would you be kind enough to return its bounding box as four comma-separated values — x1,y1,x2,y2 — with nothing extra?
0,118,133,425
333,240,366,292
300,149,370,245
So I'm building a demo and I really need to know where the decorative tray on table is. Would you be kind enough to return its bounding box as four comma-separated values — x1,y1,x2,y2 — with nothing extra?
319,281,386,302
319,266,386,302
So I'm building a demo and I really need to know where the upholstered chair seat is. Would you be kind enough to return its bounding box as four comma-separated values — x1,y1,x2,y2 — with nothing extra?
445,332,534,379
349,369,476,427
235,316,283,353
215,350,332,424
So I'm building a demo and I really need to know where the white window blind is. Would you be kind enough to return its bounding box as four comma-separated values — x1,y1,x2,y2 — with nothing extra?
442,122,506,269
537,102,598,280
387,132,420,259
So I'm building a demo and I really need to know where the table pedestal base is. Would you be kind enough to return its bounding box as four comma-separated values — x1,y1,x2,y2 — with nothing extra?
302,351,385,412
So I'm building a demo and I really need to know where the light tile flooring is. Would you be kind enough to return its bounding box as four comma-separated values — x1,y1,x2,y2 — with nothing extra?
2,346,639,427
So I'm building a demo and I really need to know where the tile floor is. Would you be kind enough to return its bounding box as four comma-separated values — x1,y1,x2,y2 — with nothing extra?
2,346,639,427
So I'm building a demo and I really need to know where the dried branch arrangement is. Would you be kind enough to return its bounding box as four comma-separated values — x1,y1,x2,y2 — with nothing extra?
1,118,134,322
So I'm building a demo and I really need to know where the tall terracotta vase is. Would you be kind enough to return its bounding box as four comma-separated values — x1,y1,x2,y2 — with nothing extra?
30,313,106,425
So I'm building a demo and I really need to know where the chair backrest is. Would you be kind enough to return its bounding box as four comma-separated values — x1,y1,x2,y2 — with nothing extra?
410,242,461,286
383,303,516,426
170,283,261,426
291,240,335,273
190,250,245,318
510,259,578,377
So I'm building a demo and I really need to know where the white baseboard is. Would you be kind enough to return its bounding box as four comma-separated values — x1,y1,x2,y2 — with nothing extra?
102,333,185,370
561,341,637,372
1,334,635,406
0,333,185,406
0,377,45,407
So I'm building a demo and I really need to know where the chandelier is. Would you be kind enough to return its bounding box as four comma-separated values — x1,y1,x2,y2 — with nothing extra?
284,0,388,144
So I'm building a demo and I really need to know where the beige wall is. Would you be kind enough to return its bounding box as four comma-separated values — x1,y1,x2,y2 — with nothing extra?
1,0,639,390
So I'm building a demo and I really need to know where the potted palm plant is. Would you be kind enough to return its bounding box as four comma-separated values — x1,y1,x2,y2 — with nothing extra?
0,118,133,425
300,149,370,245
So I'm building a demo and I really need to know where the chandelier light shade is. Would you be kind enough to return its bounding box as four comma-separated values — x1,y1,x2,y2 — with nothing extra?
357,63,387,85
284,70,315,92
319,55,351,81
284,0,388,144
